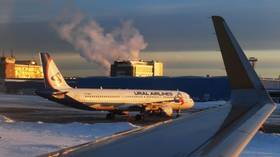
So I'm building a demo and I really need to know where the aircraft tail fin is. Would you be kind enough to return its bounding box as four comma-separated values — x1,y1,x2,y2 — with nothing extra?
39,52,71,91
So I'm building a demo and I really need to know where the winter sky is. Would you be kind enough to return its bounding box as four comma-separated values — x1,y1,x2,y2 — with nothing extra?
0,0,280,77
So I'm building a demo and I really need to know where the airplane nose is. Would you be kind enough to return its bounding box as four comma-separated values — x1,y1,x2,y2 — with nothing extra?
188,99,194,108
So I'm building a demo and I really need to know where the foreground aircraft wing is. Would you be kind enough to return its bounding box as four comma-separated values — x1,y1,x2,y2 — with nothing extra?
53,16,276,157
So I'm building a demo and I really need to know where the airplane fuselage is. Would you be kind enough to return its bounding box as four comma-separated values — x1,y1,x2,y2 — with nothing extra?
37,88,194,112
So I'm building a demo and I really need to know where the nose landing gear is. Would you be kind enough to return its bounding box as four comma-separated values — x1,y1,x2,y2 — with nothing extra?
176,109,181,118
106,111,129,120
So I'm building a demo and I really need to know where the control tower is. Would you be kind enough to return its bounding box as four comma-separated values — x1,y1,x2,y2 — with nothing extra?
249,57,258,69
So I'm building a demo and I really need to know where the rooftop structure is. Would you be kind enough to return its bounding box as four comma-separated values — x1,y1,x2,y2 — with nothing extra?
110,60,163,77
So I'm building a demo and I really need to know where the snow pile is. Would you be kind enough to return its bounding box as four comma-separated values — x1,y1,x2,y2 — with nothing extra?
0,116,136,157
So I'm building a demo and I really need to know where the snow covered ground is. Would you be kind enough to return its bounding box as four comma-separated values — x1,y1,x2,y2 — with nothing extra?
0,116,136,157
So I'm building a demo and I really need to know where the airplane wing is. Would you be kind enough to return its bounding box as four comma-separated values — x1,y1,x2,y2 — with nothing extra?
53,16,276,157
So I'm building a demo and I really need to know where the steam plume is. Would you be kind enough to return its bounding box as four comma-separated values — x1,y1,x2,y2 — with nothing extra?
53,13,147,73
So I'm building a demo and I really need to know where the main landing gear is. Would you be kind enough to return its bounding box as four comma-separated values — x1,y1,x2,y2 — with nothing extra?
134,109,146,121
134,110,173,121
106,112,115,120
135,114,143,121
106,111,128,120
176,109,181,118
106,111,144,121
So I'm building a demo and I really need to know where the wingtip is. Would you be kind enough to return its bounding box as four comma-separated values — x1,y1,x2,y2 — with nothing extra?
212,16,225,22
211,15,264,90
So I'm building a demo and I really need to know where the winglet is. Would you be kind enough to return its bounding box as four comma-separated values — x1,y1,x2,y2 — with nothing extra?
211,15,273,127
212,16,264,90
198,16,276,157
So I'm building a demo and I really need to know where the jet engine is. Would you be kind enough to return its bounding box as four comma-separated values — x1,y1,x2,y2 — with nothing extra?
160,105,173,117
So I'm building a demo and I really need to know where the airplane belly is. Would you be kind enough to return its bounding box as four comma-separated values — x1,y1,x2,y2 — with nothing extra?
88,104,115,110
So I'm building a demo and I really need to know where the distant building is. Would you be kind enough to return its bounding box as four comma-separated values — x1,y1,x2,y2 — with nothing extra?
110,60,163,77
0,55,43,79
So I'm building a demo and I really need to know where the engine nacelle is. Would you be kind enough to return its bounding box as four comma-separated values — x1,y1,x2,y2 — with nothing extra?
160,105,173,117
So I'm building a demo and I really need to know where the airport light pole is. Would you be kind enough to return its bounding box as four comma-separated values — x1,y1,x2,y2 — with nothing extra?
249,57,258,69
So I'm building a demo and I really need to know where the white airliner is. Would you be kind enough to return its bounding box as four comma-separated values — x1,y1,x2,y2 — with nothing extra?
35,53,194,120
